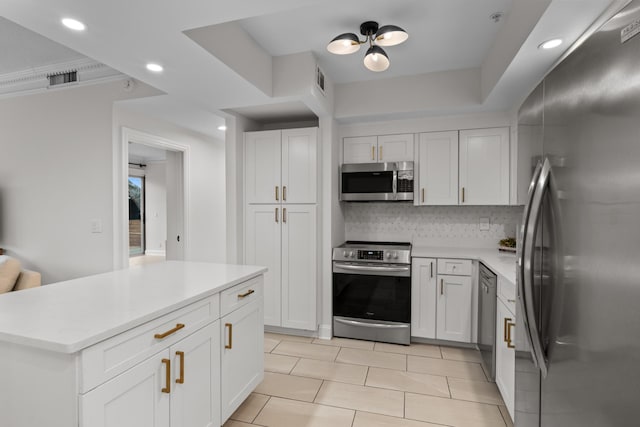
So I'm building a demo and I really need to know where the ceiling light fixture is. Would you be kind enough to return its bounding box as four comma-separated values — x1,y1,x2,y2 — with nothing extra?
539,39,563,50
217,125,227,131
327,21,408,72
61,18,86,31
146,63,164,73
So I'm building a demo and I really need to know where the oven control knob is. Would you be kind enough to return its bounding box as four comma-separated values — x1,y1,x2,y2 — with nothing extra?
342,251,348,257
393,252,399,259
349,251,355,258
386,253,392,259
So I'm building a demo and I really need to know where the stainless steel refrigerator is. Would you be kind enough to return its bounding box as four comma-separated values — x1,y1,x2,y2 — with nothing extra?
515,1,640,425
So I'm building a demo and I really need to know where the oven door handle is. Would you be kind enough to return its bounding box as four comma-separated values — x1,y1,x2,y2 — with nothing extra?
333,262,410,276
334,317,410,329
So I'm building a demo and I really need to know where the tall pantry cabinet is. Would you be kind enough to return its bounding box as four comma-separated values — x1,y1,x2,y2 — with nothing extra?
244,127,318,331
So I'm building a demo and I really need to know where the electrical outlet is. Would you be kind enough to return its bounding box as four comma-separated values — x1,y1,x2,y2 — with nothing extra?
479,217,490,231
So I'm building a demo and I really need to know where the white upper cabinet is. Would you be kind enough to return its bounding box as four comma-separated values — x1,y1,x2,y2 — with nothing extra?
377,134,414,162
245,128,317,204
343,136,377,163
459,127,510,205
343,134,414,163
415,131,459,205
281,128,317,204
245,130,282,204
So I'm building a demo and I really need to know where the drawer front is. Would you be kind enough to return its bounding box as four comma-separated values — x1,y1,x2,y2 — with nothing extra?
220,276,263,317
437,258,472,276
498,275,516,313
80,294,219,393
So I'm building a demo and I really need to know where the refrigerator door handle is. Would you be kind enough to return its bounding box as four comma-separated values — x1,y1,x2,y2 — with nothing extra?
517,161,543,366
523,158,553,378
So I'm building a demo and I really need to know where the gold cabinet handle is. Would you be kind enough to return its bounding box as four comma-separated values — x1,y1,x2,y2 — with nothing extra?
462,187,465,203
225,323,233,349
440,279,444,295
421,188,425,203
503,317,510,343
275,186,279,201
283,207,287,223
154,323,185,339
283,185,287,201
379,146,383,160
176,351,185,384
161,358,171,393
371,146,375,160
430,262,433,278
275,207,279,223
238,289,255,299
506,319,515,349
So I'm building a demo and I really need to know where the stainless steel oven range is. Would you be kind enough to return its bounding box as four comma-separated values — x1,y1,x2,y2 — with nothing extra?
332,241,411,345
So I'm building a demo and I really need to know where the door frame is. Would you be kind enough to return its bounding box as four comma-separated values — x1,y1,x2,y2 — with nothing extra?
114,127,190,269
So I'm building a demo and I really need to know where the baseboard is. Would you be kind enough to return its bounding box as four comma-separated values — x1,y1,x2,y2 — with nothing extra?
317,324,332,340
264,325,317,338
144,250,166,256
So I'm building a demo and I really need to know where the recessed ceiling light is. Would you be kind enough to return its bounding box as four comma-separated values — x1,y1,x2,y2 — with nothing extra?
146,63,163,73
218,125,227,131
539,39,563,50
61,18,86,31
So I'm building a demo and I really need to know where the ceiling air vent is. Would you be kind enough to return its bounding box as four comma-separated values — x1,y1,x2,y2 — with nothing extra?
47,70,78,87
315,65,326,95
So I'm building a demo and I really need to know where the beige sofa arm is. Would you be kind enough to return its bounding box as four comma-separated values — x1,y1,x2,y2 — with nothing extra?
14,270,42,291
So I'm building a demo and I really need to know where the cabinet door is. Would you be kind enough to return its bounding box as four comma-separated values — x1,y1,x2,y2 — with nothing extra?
459,127,510,205
436,275,472,342
416,131,459,205
221,299,264,422
343,136,377,163
377,134,414,162
245,130,282,204
411,258,437,339
245,204,282,327
80,350,170,427
282,127,317,204
170,322,220,427
496,299,515,421
281,204,317,330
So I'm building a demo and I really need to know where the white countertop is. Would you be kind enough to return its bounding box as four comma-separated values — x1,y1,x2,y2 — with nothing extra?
412,246,517,284
0,261,266,354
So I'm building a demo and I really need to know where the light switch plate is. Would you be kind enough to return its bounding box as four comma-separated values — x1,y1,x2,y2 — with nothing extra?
479,217,490,231
90,219,103,233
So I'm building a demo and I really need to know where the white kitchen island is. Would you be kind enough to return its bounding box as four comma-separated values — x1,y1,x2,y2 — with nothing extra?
0,261,266,427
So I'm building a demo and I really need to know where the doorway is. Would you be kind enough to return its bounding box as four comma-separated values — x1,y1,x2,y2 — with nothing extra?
115,128,190,269
128,175,145,256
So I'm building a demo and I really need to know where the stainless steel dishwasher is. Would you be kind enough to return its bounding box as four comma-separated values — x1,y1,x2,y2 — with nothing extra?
478,263,497,381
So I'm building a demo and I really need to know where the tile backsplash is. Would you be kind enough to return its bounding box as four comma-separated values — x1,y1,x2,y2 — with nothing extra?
344,203,523,248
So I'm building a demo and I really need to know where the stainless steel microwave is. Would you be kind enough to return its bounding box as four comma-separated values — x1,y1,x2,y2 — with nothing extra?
339,162,414,201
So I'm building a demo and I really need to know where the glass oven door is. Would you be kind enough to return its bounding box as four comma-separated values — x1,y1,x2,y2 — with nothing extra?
332,263,410,324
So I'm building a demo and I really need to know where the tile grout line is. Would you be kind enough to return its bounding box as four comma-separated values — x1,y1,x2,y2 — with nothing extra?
249,394,271,425
312,379,325,403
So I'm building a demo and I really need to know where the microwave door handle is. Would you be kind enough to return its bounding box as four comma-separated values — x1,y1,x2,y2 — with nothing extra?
393,170,398,199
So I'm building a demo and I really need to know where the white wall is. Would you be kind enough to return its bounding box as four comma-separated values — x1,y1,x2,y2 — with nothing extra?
114,107,227,263
0,79,159,284
144,161,167,255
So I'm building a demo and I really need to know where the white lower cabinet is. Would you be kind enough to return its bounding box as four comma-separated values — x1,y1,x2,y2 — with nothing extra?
411,258,437,339
436,274,472,342
496,296,516,421
245,204,317,331
81,322,220,427
79,277,264,427
221,298,264,422
412,258,473,343
81,348,171,427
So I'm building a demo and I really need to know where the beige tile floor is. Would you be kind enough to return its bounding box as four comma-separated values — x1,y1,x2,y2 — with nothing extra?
224,333,514,427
